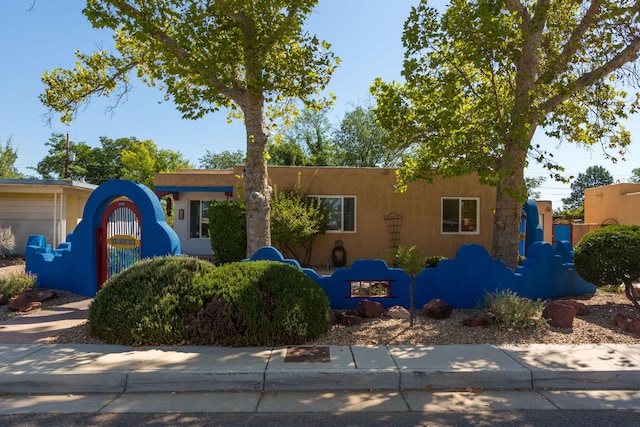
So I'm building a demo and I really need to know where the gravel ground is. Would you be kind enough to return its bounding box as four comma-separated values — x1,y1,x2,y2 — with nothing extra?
3,262,640,346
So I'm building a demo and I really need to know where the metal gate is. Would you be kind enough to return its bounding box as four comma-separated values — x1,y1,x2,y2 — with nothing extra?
97,199,142,290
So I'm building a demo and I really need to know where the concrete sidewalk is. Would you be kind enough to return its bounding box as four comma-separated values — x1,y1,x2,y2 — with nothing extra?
1,343,639,394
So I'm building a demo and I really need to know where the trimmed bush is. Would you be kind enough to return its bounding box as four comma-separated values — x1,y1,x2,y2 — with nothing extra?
88,256,217,345
185,261,331,346
574,224,640,288
208,201,247,264
574,224,640,308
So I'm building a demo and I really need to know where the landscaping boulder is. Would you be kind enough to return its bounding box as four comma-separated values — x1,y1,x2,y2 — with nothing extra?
357,299,384,318
542,301,576,328
7,288,58,312
0,294,9,306
463,313,490,327
386,306,410,319
555,299,589,316
422,299,453,319
615,313,640,336
339,313,364,326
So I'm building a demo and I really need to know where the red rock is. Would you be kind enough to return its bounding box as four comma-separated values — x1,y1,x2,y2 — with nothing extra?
542,302,576,328
422,299,453,319
630,318,640,336
357,299,384,318
555,300,589,316
463,313,490,327
340,314,363,325
0,294,10,306
8,288,57,312
385,306,410,319
615,313,631,332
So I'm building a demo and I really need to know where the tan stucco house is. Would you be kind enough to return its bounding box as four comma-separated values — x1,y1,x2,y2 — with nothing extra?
0,179,97,255
574,182,640,243
155,166,553,267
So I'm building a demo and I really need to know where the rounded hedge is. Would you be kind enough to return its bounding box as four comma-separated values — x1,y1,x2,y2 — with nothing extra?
88,256,217,345
574,224,640,288
185,261,331,346
88,257,331,347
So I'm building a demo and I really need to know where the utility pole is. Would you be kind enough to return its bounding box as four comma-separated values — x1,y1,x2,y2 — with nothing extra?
64,132,70,179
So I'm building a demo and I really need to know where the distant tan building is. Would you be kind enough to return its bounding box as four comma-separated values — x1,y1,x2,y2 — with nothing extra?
575,182,640,243
155,167,553,267
0,179,97,255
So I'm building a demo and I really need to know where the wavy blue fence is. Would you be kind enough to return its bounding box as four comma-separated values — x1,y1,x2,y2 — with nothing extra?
250,243,595,310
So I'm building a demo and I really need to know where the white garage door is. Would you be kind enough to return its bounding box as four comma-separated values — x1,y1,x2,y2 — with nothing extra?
0,197,56,255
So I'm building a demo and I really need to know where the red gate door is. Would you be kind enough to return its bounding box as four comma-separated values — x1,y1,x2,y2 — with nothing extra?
97,200,142,290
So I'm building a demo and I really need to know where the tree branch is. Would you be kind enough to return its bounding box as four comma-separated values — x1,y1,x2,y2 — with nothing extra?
539,37,640,120
537,1,603,86
108,0,240,101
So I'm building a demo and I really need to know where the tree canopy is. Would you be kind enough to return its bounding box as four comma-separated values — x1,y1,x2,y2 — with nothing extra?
0,138,23,179
40,0,338,257
333,105,401,167
33,133,190,188
562,165,614,210
199,149,245,169
372,0,640,267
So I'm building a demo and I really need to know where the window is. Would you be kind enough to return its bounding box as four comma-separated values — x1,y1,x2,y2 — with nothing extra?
189,200,211,238
350,280,392,298
441,198,479,234
308,196,356,232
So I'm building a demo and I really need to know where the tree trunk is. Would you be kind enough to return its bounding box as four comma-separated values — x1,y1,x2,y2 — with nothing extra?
491,142,527,269
243,100,271,258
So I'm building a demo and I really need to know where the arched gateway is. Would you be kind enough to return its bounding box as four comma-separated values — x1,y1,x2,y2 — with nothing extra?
26,180,180,296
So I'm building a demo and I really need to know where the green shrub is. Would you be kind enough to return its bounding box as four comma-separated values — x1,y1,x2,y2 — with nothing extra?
208,201,247,264
424,255,446,269
0,271,37,297
185,261,331,346
88,256,217,345
574,224,640,308
483,290,547,332
574,224,640,288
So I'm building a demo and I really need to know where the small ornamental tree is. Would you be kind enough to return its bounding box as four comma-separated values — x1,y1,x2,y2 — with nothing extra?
270,189,329,266
574,224,640,309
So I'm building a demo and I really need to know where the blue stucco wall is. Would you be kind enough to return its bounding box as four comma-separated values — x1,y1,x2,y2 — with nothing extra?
251,200,595,309
251,243,596,310
26,180,180,296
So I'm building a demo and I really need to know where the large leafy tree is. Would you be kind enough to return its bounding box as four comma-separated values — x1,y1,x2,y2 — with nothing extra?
372,0,640,267
285,108,336,166
33,133,190,187
333,105,402,167
562,165,614,210
0,138,24,179
40,1,338,257
199,149,245,169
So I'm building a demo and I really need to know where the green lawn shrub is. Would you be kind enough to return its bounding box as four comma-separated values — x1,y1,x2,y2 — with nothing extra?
574,224,640,308
88,256,217,345
208,200,247,264
185,261,331,346
88,257,331,347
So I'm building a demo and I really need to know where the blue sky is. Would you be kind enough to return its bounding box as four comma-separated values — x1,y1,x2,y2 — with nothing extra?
1,0,639,209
